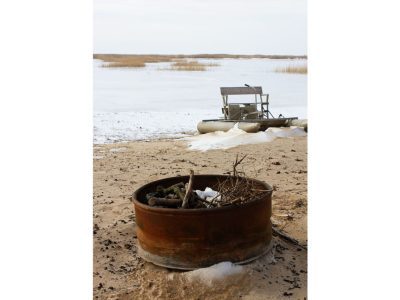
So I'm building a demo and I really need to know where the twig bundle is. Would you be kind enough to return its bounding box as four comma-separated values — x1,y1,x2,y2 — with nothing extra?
144,155,270,209
206,155,270,207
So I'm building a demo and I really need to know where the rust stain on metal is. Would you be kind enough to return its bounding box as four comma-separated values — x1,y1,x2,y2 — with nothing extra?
132,175,273,270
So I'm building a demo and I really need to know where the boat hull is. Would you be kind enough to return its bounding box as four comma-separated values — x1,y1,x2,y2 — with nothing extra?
197,121,260,134
197,118,299,134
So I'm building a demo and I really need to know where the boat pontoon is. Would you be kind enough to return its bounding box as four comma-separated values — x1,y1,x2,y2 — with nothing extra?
197,85,301,134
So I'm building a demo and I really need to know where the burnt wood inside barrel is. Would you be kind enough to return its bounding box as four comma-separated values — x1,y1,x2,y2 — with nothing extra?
132,174,273,270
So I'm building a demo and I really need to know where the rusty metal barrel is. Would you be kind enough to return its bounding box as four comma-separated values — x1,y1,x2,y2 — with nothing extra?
132,174,273,270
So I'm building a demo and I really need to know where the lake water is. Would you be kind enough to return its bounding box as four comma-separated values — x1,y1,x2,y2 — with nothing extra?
93,58,307,144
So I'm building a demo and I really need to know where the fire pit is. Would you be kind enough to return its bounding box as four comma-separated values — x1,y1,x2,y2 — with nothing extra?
132,174,273,270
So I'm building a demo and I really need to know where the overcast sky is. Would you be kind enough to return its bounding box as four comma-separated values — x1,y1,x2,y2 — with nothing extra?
94,0,306,55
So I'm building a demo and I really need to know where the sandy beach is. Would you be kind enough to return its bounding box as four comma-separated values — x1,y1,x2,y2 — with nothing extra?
93,136,307,299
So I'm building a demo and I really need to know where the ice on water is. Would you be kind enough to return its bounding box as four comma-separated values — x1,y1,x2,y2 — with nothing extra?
94,58,307,143
184,124,307,151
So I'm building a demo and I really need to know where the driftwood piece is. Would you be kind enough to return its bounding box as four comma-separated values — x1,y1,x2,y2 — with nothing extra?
148,197,182,207
182,170,194,208
272,226,307,250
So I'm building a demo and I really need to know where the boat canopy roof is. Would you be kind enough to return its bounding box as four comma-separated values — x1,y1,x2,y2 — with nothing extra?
220,86,263,96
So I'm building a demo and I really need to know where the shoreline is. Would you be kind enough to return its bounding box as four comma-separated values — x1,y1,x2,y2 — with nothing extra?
93,121,308,146
93,134,193,146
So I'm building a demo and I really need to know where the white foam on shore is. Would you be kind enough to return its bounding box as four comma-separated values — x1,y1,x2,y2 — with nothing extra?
185,125,307,151
185,261,244,286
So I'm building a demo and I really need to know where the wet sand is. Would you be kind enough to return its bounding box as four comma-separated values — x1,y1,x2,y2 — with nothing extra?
93,137,307,299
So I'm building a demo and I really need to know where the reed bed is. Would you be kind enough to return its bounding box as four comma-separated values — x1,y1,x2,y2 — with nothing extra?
166,60,219,71
94,54,176,68
94,54,307,68
102,59,146,68
275,64,307,74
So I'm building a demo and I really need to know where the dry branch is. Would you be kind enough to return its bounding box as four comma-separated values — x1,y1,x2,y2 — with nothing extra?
233,154,247,177
182,170,194,208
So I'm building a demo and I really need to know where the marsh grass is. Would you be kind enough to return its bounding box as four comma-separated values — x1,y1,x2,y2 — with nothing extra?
102,60,146,68
275,64,307,74
94,54,219,71
94,54,176,68
165,60,219,71
94,54,307,69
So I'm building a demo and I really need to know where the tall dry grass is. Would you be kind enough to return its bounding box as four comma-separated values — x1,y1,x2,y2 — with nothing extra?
166,60,219,71
93,54,307,68
183,54,307,59
275,64,307,74
94,54,175,68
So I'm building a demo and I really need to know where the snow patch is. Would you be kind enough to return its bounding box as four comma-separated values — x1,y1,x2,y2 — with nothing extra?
109,147,127,153
265,126,307,138
185,261,244,286
185,125,306,151
94,111,215,144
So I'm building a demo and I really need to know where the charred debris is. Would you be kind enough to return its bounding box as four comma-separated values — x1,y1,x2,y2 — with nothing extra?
144,155,271,209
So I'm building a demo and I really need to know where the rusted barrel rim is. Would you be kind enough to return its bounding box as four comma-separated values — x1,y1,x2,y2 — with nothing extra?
132,174,273,213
